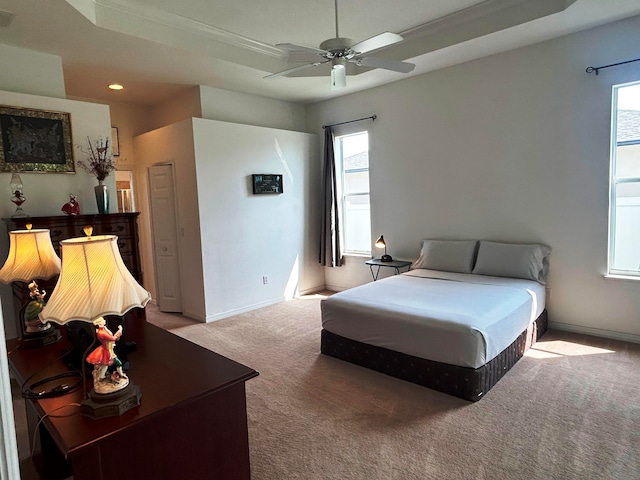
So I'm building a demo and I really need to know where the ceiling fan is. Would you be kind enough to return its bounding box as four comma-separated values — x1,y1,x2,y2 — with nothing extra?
265,0,415,89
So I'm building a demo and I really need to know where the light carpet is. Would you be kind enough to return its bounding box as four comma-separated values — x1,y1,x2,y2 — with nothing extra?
147,297,640,480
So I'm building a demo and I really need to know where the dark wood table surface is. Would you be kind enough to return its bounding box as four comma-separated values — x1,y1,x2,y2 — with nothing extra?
8,310,259,480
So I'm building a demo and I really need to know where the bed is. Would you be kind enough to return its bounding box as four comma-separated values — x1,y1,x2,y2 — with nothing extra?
320,239,551,401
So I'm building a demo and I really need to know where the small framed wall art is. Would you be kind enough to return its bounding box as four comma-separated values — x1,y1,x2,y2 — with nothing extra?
111,126,120,156
252,174,283,194
0,105,75,173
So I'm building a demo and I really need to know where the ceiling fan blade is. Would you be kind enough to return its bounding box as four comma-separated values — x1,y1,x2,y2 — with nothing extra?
350,32,403,55
264,60,329,79
276,43,329,63
276,43,328,55
356,56,415,73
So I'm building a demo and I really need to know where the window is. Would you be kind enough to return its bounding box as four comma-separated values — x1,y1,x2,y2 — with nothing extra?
609,81,640,276
336,131,371,255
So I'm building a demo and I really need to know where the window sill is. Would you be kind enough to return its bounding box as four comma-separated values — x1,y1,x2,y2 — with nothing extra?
604,274,640,282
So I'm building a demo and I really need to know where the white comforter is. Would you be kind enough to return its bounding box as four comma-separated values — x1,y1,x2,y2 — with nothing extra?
321,269,545,368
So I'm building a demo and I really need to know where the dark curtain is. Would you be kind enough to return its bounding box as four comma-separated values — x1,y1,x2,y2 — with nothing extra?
319,127,343,267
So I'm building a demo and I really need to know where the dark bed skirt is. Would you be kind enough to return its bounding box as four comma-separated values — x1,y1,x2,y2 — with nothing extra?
320,310,548,402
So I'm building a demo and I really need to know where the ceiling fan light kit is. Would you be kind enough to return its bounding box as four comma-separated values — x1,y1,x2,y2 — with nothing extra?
331,57,346,90
266,0,415,89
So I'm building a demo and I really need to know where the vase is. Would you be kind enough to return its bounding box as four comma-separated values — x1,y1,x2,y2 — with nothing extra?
94,181,109,214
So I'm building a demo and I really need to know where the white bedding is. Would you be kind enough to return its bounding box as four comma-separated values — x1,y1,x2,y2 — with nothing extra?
321,269,545,369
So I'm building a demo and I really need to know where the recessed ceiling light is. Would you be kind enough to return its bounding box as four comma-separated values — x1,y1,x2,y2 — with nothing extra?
108,83,124,91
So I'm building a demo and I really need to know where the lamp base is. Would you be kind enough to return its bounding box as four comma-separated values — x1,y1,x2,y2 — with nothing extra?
81,383,141,419
18,328,61,349
380,254,394,262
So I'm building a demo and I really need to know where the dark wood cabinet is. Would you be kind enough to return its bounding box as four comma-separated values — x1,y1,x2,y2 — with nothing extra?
3,213,143,284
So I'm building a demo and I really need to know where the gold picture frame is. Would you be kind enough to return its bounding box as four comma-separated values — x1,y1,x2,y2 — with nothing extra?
0,105,75,173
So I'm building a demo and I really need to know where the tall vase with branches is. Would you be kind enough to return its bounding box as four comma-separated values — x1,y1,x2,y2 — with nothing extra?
77,136,117,214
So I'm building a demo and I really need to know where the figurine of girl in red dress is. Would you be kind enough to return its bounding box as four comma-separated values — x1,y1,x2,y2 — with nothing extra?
86,318,128,394
61,194,80,215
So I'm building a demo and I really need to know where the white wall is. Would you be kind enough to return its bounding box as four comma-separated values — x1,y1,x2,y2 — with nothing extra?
193,118,323,321
0,44,65,99
199,86,307,133
307,15,640,342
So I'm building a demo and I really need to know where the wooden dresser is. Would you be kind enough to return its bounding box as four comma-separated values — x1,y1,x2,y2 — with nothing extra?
2,212,143,284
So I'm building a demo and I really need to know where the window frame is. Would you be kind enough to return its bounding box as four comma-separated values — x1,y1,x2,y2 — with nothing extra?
335,131,371,256
608,80,640,277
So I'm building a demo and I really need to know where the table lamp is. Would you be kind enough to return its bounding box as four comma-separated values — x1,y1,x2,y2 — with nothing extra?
375,235,393,262
39,227,151,419
0,225,62,346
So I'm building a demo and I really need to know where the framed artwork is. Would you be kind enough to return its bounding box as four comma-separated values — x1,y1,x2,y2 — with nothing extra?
111,126,120,156
0,105,75,173
252,174,283,194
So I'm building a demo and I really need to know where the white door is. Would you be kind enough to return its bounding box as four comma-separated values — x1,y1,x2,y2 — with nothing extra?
148,164,182,312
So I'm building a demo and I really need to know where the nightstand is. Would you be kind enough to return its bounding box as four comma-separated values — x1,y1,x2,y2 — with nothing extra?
365,259,412,281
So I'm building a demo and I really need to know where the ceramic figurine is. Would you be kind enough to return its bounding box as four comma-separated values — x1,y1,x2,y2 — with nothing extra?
61,194,80,215
86,318,129,394
24,281,53,334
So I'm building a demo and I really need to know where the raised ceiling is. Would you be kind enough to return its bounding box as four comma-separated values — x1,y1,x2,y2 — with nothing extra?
0,0,639,106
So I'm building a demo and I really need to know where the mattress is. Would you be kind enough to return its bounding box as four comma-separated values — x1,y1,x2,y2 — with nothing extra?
320,269,545,369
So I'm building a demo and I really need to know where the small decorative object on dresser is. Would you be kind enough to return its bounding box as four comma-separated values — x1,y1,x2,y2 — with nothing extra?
76,136,117,213
9,173,27,217
61,194,80,215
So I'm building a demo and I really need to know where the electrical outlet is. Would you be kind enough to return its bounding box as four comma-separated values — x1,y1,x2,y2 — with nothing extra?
263,275,268,285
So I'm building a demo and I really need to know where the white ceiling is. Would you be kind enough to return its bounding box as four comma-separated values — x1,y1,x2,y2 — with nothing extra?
0,0,639,106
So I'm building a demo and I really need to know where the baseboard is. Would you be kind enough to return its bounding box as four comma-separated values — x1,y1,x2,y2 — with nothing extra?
297,285,328,296
324,284,348,292
549,321,640,345
204,296,285,323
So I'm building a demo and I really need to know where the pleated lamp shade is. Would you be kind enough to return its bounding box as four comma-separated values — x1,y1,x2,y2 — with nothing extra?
39,235,151,325
0,229,61,283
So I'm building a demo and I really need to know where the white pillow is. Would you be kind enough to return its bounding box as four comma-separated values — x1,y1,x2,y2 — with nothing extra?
472,241,551,283
412,239,478,274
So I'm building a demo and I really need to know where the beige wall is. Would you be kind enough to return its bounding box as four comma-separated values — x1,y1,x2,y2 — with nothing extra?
147,87,202,132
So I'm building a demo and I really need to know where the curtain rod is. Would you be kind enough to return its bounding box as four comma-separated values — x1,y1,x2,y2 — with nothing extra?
586,57,640,75
322,115,377,129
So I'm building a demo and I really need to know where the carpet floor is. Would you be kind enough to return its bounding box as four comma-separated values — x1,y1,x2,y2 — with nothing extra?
145,296,640,480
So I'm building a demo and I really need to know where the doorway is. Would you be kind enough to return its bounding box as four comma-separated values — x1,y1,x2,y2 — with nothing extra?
115,170,136,213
